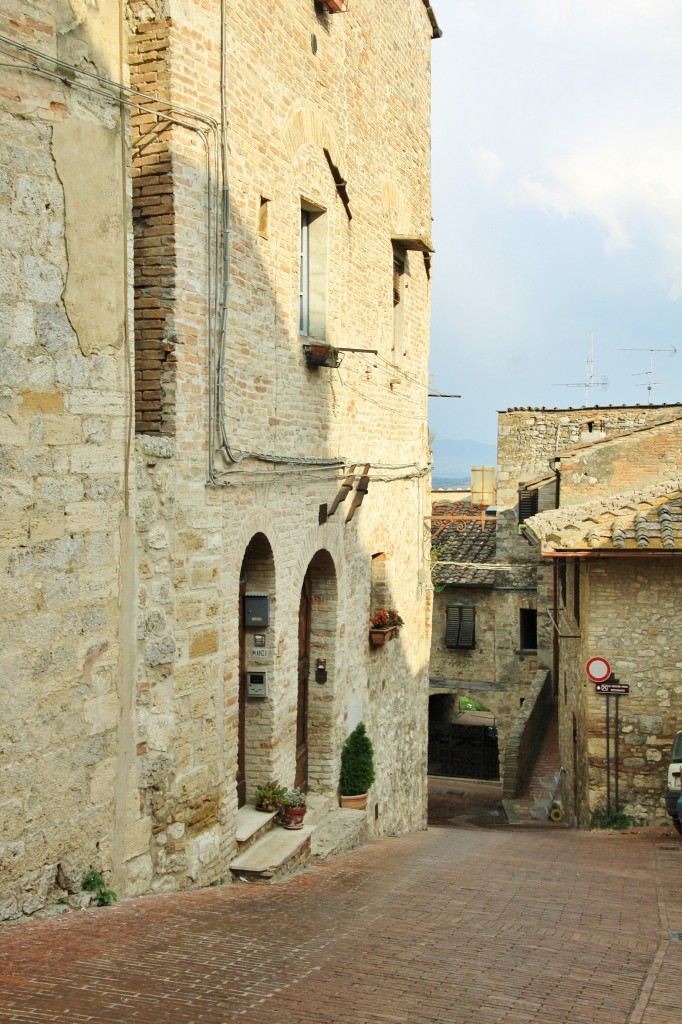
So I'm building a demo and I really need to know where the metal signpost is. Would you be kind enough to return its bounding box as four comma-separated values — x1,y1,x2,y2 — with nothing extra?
587,658,629,818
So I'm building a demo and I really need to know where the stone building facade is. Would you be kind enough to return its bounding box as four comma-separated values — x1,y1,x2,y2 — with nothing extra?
0,0,438,919
497,405,682,825
429,501,538,778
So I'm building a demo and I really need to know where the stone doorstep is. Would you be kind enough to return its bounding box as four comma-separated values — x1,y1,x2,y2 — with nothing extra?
230,796,368,883
235,805,278,851
230,826,314,881
311,807,369,861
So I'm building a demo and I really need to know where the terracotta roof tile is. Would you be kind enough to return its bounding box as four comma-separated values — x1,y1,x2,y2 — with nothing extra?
431,501,497,587
523,479,682,553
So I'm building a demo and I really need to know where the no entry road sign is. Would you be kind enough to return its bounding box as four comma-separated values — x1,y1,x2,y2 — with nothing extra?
586,656,611,683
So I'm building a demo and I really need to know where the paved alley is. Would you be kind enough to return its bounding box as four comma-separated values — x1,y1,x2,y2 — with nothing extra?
1,825,681,1024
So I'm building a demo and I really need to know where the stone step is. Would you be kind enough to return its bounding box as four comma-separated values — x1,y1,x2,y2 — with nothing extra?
235,804,278,854
230,825,313,882
230,796,370,883
311,807,369,861
304,792,335,828
503,798,568,828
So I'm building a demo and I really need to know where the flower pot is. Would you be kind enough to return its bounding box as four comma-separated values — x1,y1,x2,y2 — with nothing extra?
369,626,399,646
303,343,341,368
322,0,348,12
340,793,368,810
282,805,307,829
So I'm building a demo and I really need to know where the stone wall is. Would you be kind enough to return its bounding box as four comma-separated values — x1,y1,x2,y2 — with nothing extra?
430,586,538,771
124,0,435,860
502,669,553,799
0,3,132,917
1,0,435,917
557,557,682,827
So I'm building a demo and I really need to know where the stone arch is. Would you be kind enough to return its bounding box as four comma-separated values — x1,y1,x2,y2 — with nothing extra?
428,689,500,781
303,548,339,795
238,531,277,804
281,103,344,168
290,530,343,797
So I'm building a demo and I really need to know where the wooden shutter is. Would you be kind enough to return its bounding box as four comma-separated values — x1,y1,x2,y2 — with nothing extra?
459,606,475,648
446,605,475,649
518,488,538,523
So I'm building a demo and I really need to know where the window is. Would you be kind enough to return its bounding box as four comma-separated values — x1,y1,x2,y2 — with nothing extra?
518,487,538,524
445,605,475,649
258,196,270,239
392,243,406,363
299,202,327,339
370,552,389,610
519,608,537,651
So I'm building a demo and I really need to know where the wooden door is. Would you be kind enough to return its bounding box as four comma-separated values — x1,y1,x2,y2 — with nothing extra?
237,580,247,807
295,571,311,790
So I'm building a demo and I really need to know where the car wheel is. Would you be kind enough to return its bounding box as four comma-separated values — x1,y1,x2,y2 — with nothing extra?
673,816,682,836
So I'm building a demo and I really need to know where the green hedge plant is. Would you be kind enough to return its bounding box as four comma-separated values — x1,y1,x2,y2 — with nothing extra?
340,722,375,796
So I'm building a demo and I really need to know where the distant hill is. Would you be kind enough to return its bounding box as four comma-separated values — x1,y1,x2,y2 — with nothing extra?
431,438,497,488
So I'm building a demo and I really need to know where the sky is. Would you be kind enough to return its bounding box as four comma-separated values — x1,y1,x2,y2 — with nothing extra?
428,0,682,448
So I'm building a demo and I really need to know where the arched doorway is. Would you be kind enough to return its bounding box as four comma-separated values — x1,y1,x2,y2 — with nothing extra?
298,549,338,796
295,569,312,790
238,533,276,806
428,692,499,781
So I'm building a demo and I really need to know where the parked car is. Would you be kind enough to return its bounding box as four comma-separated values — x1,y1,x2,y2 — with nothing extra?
665,730,682,835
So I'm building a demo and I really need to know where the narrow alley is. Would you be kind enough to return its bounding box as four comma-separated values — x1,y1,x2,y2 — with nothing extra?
1,822,680,1024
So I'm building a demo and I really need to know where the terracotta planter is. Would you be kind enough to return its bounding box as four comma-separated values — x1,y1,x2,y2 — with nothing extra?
303,343,341,368
369,626,399,646
282,805,307,829
322,0,348,12
340,793,368,811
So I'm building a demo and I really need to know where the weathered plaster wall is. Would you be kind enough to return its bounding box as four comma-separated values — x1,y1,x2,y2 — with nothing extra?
0,5,132,917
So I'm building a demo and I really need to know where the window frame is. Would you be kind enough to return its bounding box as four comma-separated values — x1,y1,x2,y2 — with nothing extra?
299,201,327,340
518,487,538,524
445,604,476,649
519,607,538,652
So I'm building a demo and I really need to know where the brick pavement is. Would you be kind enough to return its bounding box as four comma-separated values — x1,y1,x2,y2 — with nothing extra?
1,826,682,1024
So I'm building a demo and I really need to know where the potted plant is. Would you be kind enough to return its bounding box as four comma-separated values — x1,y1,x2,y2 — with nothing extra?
321,0,349,14
340,722,375,810
303,342,342,368
281,787,308,829
254,780,286,813
369,608,404,646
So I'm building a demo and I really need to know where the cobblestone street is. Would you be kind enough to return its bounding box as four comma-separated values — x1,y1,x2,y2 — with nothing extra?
2,823,682,1024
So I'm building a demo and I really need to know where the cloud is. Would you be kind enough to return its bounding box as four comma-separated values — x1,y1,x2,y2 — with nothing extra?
514,128,682,292
470,147,504,186
518,0,682,54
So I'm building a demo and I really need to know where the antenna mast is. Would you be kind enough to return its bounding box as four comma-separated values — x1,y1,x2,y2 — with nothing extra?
553,332,607,406
620,345,677,404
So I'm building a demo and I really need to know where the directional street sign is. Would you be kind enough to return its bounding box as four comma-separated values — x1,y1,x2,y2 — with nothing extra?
595,681,629,695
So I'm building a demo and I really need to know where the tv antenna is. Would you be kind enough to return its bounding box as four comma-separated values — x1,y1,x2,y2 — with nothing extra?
553,333,608,405
620,345,676,404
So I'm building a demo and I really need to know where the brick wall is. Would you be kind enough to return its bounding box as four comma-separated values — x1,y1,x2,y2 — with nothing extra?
129,13,176,435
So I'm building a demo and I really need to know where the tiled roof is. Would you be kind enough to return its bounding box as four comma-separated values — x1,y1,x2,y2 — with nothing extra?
501,403,682,413
523,479,682,554
431,501,497,587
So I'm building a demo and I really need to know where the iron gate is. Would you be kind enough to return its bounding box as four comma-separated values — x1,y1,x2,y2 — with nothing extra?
428,722,499,780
